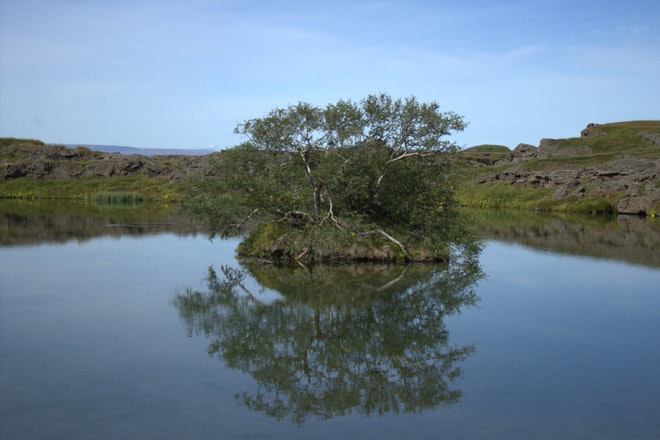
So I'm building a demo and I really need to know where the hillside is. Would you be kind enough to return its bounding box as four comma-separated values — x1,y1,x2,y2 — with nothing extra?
0,138,219,201
2,121,659,215
457,121,660,216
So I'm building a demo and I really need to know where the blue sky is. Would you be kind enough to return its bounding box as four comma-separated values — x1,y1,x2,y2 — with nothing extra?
1,0,658,150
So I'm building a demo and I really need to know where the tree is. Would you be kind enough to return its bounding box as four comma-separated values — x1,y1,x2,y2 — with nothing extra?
185,93,478,262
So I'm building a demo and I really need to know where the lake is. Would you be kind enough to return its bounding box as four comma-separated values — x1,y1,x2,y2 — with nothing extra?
1,201,659,439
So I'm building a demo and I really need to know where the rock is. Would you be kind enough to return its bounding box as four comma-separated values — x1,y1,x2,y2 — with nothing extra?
477,152,659,214
617,181,660,215
618,196,654,215
640,132,660,146
552,187,569,199
498,143,538,163
1,142,216,181
580,123,600,137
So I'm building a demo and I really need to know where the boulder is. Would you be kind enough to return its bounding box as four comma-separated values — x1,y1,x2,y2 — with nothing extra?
498,143,538,163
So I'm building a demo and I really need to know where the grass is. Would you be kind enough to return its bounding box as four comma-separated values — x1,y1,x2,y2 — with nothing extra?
550,120,660,156
0,175,183,202
456,121,659,214
1,137,190,202
456,181,554,210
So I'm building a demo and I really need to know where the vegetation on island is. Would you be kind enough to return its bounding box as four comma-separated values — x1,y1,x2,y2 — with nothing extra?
183,93,480,263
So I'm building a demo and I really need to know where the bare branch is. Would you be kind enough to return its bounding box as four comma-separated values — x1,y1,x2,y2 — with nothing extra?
387,150,436,164
295,248,309,262
320,192,343,230
376,229,409,258
236,208,259,229
361,229,410,259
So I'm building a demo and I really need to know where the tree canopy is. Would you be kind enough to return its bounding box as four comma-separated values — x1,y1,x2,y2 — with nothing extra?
184,93,479,262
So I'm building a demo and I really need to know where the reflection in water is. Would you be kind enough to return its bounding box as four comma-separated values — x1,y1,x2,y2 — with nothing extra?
0,199,201,245
4,200,656,268
469,209,660,268
172,261,484,424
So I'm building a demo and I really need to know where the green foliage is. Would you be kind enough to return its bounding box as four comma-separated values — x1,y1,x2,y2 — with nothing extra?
236,217,434,263
186,94,478,261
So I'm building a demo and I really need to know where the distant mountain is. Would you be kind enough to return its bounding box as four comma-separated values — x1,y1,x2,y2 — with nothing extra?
63,144,216,156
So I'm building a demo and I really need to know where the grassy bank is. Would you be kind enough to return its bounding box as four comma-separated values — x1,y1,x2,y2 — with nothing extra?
456,121,659,214
0,175,183,202
455,181,622,213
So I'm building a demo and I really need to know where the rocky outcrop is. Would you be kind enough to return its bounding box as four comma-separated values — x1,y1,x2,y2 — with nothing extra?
538,138,593,158
1,142,218,181
500,143,538,163
478,124,660,215
478,155,659,213
500,139,594,162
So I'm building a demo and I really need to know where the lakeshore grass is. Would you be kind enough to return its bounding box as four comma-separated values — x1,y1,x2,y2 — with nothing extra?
0,175,182,202
456,181,554,210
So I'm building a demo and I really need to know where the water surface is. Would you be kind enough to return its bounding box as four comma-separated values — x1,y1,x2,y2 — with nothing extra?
1,202,659,439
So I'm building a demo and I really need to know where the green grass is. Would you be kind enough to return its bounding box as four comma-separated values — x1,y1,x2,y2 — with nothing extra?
456,121,659,214
551,120,660,156
456,181,554,210
1,137,190,202
0,175,183,202
456,181,618,213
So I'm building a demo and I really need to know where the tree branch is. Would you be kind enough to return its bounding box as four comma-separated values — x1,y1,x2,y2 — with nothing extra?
376,229,409,258
361,228,410,259
236,208,259,229
387,150,436,164
320,191,343,230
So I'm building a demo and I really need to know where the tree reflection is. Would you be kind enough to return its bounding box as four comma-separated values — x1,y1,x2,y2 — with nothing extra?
171,261,483,424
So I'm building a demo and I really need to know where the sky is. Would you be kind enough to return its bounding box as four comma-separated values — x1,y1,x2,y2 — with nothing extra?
1,0,659,150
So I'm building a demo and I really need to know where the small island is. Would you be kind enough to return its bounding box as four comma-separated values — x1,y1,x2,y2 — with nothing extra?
1,100,658,263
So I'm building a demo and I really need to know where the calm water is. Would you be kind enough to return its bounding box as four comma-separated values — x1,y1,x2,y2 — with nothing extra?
1,202,659,439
